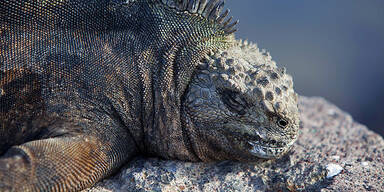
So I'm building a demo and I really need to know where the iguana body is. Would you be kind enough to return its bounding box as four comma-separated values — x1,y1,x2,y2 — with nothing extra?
0,0,300,191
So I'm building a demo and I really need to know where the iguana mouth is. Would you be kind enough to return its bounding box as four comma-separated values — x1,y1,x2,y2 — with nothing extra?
248,138,297,159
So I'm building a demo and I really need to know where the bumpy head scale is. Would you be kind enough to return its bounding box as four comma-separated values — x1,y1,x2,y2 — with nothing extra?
183,40,300,160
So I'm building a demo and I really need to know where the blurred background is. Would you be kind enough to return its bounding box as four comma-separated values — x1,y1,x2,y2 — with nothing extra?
226,0,384,136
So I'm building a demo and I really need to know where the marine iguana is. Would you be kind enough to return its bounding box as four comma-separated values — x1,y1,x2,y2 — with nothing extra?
0,0,300,191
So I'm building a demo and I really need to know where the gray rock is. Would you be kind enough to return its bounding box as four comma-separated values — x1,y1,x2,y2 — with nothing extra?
85,97,384,191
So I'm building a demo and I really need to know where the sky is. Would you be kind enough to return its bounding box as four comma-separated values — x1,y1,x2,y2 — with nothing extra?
226,0,384,136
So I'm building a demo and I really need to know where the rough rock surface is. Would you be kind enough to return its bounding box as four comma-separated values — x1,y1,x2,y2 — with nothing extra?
85,97,384,191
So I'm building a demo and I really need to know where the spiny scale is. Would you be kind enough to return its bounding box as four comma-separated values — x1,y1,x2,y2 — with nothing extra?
158,0,238,34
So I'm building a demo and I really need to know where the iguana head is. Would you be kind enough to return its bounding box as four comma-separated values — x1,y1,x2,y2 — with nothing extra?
182,41,300,161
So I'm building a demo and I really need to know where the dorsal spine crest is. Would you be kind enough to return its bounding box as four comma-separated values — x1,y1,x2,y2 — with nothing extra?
156,0,238,34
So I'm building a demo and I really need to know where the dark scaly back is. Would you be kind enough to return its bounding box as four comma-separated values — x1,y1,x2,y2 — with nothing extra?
0,0,237,157
0,0,117,153
0,1,238,190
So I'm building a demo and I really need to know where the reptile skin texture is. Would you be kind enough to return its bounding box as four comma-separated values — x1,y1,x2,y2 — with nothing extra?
0,0,300,191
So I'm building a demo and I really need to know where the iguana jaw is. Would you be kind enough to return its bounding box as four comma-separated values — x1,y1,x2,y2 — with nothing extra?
248,138,297,159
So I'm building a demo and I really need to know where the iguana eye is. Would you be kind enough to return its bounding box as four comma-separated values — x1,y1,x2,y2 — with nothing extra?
277,117,288,128
221,89,247,115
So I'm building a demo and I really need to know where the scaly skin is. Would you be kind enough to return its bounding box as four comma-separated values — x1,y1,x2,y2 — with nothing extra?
183,40,300,161
0,0,299,191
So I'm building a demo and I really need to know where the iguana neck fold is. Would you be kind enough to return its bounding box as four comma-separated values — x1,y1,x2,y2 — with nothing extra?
134,1,235,160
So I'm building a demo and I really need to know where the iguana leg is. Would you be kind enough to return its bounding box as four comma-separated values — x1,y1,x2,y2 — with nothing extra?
0,123,136,191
